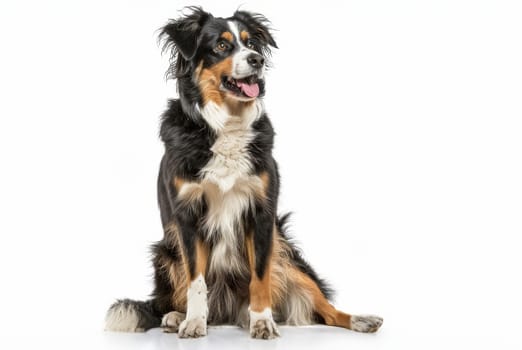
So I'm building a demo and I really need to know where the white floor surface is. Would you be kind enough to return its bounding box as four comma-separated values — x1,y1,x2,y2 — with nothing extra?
1,324,519,350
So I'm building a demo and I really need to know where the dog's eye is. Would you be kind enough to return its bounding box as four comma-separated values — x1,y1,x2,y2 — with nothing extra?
246,39,255,50
216,41,228,51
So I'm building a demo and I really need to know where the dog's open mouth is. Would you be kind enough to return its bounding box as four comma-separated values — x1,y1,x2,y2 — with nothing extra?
221,75,262,98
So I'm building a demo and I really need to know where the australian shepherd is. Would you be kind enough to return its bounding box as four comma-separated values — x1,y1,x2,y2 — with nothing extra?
105,7,383,339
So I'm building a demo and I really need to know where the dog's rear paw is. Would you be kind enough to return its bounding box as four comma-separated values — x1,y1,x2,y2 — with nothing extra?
249,309,279,339
161,311,185,333
351,315,383,333
178,317,207,338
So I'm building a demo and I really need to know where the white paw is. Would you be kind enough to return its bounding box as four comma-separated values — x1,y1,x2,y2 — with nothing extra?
161,311,185,333
351,314,383,333
249,308,280,340
178,317,207,338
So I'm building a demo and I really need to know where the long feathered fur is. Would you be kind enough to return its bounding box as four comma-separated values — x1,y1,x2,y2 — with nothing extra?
105,7,383,337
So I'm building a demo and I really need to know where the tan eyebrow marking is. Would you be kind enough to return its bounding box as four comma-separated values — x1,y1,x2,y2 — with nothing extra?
220,31,233,42
240,30,250,41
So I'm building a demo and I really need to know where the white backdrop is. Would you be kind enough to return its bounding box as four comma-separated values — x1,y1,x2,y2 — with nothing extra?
0,1,521,349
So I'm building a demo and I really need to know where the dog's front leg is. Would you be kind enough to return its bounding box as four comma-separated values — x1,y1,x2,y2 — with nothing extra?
174,189,209,338
246,206,279,339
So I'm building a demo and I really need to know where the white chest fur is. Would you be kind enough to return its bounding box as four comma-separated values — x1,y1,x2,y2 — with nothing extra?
201,115,255,193
198,101,264,273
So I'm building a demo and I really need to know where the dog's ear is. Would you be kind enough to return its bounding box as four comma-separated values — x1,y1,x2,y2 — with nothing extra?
233,11,278,49
160,7,212,60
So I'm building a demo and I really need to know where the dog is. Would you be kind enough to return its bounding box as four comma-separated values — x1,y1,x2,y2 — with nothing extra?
105,7,383,339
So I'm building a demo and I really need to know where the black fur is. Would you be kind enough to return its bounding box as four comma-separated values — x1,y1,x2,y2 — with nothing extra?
106,7,332,332
150,241,181,314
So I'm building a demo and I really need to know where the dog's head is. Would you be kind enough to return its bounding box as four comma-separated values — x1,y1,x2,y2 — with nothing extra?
160,7,277,106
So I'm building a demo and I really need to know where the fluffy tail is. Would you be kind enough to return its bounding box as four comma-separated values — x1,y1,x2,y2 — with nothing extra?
276,213,335,300
105,299,161,332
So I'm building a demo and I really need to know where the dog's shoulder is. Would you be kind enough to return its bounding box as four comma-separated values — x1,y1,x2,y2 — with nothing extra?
160,99,215,178
247,112,275,171
160,100,210,142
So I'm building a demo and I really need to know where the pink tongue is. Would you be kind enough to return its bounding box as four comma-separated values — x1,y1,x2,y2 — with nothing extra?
236,81,259,98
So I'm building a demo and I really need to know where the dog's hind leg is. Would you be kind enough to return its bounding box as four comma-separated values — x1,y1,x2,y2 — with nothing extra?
288,267,383,333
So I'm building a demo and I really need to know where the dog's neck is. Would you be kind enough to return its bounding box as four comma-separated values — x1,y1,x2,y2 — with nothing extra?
223,97,255,116
197,98,264,133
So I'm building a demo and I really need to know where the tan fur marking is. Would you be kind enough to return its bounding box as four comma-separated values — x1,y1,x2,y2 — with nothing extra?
269,231,287,308
194,240,209,280
255,171,270,200
221,31,233,42
173,177,185,192
195,61,203,77
224,98,240,114
246,233,256,270
196,57,233,105
164,222,180,241
289,266,352,329
223,98,256,114
240,31,249,41
246,233,273,312
163,223,188,312
195,59,256,114
174,178,204,204
169,262,188,312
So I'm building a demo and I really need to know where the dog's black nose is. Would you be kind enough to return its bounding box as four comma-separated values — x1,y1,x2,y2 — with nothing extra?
247,54,265,69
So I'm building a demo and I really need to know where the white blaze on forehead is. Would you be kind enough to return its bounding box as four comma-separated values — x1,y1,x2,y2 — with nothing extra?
227,21,244,48
227,20,263,79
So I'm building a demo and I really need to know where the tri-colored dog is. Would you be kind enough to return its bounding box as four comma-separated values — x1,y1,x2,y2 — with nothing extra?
105,7,383,339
